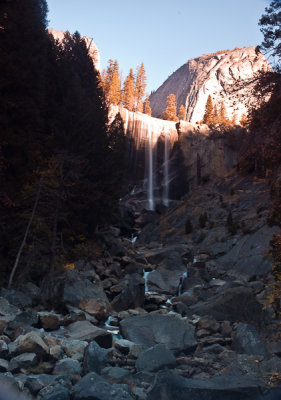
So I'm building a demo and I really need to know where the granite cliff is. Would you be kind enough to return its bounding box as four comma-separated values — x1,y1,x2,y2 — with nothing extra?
150,46,271,124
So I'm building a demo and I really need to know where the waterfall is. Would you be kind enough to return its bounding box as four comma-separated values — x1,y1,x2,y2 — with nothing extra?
177,271,188,296
147,123,154,210
163,131,170,206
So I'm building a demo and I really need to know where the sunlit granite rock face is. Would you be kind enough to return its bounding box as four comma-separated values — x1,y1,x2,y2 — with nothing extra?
49,28,100,71
150,46,271,124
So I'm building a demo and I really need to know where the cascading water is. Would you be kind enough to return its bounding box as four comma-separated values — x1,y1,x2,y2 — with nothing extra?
147,123,155,210
163,131,170,206
177,271,188,296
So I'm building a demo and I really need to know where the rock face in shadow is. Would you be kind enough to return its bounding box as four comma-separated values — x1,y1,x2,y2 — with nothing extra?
150,46,270,124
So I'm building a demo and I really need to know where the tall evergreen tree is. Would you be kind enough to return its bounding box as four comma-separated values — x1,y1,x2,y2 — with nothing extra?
123,68,135,111
202,95,214,124
135,62,146,112
143,94,152,116
0,0,49,279
258,0,281,70
218,100,229,125
101,59,122,105
162,93,178,121
178,104,186,120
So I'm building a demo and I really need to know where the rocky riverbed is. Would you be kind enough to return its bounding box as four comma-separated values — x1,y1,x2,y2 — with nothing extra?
1,173,281,399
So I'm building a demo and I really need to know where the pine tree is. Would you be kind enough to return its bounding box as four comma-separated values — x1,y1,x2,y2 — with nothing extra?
123,68,135,111
143,94,152,116
202,95,214,124
258,0,281,70
213,103,219,124
162,93,178,121
178,104,186,120
218,100,229,125
0,0,49,280
240,113,248,128
135,62,146,112
101,59,122,105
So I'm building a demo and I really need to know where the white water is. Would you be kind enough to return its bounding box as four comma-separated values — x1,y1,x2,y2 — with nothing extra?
177,271,188,296
147,123,154,210
163,131,170,206
110,106,179,211
143,270,150,293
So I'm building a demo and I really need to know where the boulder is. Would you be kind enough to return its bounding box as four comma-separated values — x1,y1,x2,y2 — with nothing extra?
1,289,32,308
62,270,110,317
101,366,131,380
189,287,264,325
120,312,196,352
73,372,134,400
79,299,110,320
146,269,184,294
9,331,49,358
0,358,9,372
61,339,88,361
37,383,70,400
4,310,39,340
53,358,82,378
216,225,280,279
0,297,20,317
66,321,112,348
143,244,191,265
232,323,268,356
9,352,37,371
38,312,62,330
111,274,145,311
24,374,58,395
147,371,270,400
0,339,9,358
114,339,144,357
135,344,176,372
83,341,108,374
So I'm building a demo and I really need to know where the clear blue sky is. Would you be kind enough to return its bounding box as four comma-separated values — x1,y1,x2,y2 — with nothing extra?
46,0,269,94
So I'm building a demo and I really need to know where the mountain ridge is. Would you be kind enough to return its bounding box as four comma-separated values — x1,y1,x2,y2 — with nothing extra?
150,46,271,124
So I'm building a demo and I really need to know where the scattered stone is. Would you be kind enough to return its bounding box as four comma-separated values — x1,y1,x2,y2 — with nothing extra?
0,339,9,358
101,366,131,380
0,297,20,317
37,383,70,400
83,341,108,374
0,358,9,372
111,274,145,312
61,339,88,361
53,358,82,378
24,374,57,395
1,289,32,308
38,312,62,330
197,315,220,333
9,352,37,371
66,321,112,348
9,331,49,358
